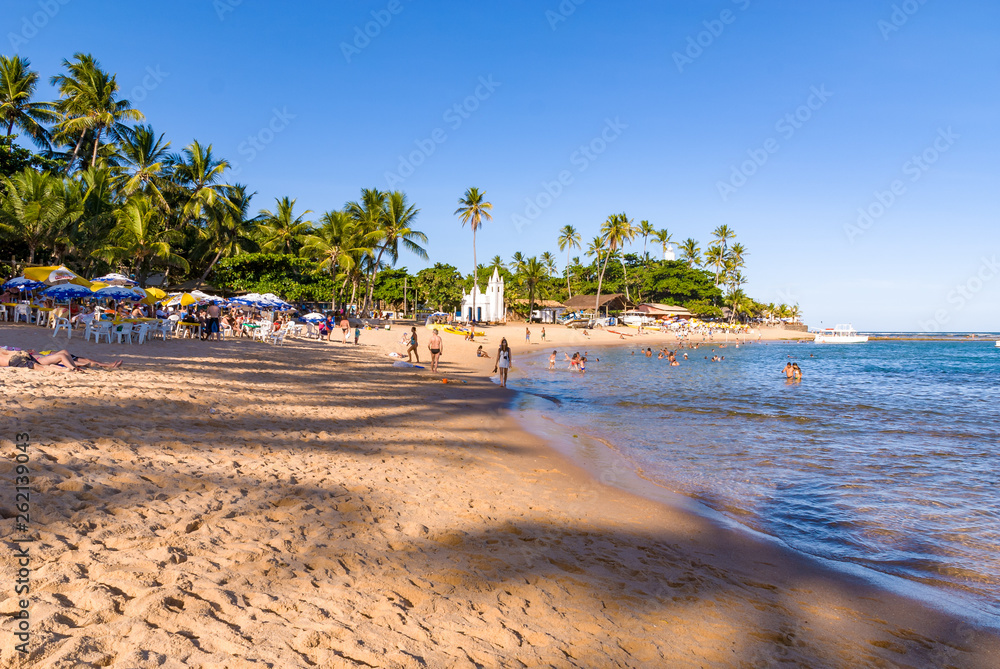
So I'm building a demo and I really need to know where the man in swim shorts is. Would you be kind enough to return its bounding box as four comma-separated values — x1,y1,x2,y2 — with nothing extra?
428,328,443,372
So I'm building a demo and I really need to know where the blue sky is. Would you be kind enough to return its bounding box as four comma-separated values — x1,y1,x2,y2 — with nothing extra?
4,0,998,330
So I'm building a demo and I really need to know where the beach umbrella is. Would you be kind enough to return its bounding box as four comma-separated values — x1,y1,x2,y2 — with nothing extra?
3,277,46,291
301,312,325,322
24,265,91,287
144,287,166,300
42,284,94,300
92,285,146,301
91,273,137,286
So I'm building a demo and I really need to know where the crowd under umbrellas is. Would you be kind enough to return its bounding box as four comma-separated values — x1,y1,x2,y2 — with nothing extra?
2,266,300,342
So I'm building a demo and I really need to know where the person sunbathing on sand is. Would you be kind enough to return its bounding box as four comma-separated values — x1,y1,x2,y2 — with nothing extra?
0,348,122,372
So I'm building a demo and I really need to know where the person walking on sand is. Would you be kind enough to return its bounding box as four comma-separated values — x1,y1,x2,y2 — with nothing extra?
340,317,351,344
407,327,419,363
494,338,512,387
429,328,443,372
541,327,546,342
354,325,361,345
525,327,531,344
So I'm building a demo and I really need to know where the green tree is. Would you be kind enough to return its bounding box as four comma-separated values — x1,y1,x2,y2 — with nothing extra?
195,184,260,286
51,53,144,168
0,168,74,263
0,55,56,148
595,212,634,315
258,196,313,254
454,187,492,321
170,140,231,225
679,238,701,268
96,195,188,286
302,209,371,309
359,190,426,314
117,124,172,209
520,256,548,319
637,220,655,261
416,263,463,312
557,224,580,298
653,228,674,260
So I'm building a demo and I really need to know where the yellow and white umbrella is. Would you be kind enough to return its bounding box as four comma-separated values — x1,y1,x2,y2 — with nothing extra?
23,265,92,287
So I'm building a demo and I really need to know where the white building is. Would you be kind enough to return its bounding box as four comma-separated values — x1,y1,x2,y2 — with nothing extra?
664,244,676,261
460,267,505,323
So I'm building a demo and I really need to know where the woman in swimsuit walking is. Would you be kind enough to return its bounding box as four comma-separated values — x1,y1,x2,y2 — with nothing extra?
493,338,512,388
407,327,419,363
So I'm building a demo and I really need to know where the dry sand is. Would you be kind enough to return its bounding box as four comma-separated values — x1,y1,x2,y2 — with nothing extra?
1,321,997,668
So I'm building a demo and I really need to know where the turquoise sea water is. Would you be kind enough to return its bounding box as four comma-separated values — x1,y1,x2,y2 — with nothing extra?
510,338,1000,624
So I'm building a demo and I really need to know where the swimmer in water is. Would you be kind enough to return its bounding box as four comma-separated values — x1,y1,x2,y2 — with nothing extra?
549,350,557,370
782,362,794,379
792,363,802,380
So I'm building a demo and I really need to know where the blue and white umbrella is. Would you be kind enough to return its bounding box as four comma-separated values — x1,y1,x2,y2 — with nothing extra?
92,285,146,301
91,273,137,286
3,277,46,291
300,312,325,322
42,284,95,300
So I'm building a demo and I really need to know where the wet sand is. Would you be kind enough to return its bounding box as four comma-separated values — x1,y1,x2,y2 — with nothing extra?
1,322,997,667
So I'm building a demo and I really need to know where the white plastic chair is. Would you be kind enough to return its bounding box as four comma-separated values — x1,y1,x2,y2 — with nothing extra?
134,323,151,345
52,317,72,338
0,305,6,321
114,323,133,344
36,310,50,327
267,328,288,346
14,304,31,323
85,321,113,344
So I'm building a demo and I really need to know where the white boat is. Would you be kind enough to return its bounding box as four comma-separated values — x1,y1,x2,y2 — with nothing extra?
995,340,1000,348
814,324,869,344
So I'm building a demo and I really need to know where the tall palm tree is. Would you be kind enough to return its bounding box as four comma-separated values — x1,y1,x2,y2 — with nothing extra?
510,251,526,275
520,256,548,320
711,224,735,253
258,196,312,254
195,184,260,287
454,187,492,321
540,251,557,277
557,224,581,298
679,238,701,268
169,140,230,225
360,190,426,314
0,169,71,263
488,255,505,272
704,244,725,286
727,241,748,270
301,210,369,309
594,213,634,316
0,55,56,148
51,53,144,168
653,228,674,260
116,124,172,209
637,220,655,261
96,195,188,286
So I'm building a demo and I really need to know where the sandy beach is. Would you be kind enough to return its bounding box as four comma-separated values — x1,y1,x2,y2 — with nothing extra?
2,321,998,668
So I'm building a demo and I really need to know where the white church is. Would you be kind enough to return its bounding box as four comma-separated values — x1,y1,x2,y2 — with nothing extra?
460,267,505,323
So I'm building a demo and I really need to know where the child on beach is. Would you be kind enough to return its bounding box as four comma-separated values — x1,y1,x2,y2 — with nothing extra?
549,350,556,370
354,326,361,344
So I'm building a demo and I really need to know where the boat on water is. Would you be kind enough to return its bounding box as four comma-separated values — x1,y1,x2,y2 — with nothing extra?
814,324,869,344
995,340,1000,347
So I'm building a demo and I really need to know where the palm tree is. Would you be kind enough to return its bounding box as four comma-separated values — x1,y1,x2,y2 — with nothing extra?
0,55,56,147
727,241,748,269
454,187,492,321
540,251,557,277
510,251,526,275
0,169,72,263
301,210,369,309
637,220,655,261
116,124,172,209
704,245,725,286
360,190,426,314
51,53,144,168
679,238,701,268
557,224,581,298
488,255,506,272
653,228,674,260
194,184,260,287
595,213,634,316
258,196,313,254
96,195,188,286
711,224,735,253
520,256,548,320
169,141,230,225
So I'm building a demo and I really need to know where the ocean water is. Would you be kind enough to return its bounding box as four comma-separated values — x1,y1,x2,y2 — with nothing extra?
510,338,1000,624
